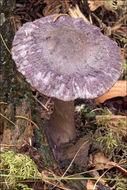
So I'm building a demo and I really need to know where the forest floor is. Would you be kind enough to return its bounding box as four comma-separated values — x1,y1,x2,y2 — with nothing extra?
0,1,127,190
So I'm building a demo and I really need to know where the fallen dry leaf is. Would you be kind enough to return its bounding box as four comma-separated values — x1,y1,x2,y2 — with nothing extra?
93,152,113,170
87,180,98,190
95,80,127,104
92,152,127,176
69,4,89,23
62,136,90,165
87,0,103,11
88,0,124,12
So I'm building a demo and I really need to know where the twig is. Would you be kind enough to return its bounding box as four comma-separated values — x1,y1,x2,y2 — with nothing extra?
0,102,7,105
0,144,16,147
63,141,89,177
0,113,16,127
45,98,51,107
52,140,89,189
92,167,113,190
69,4,90,23
15,116,39,130
91,13,108,30
0,113,39,130
115,14,127,24
10,16,17,32
53,13,68,22
0,33,11,54
33,95,49,111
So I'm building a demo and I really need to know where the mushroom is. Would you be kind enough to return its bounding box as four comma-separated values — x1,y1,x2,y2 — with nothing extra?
11,14,123,154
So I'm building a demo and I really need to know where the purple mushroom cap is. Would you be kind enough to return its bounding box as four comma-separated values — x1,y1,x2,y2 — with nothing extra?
12,14,123,101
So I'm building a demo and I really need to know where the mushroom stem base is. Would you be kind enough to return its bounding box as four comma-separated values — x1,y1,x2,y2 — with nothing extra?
45,98,76,149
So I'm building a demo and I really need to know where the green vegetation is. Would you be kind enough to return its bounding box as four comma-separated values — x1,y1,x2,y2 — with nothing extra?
94,112,126,158
116,181,127,190
96,130,117,149
119,37,127,44
0,151,40,189
82,108,96,120
95,114,118,150
14,183,33,190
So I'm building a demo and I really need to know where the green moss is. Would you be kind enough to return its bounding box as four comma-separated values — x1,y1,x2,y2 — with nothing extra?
14,183,33,190
0,151,40,188
96,130,117,149
82,108,96,120
96,115,111,127
116,181,127,190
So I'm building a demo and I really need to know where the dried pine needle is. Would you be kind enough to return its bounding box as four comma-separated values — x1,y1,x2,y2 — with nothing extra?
53,13,68,22
0,113,16,127
0,33,11,54
0,113,39,130
15,116,39,130
0,144,16,147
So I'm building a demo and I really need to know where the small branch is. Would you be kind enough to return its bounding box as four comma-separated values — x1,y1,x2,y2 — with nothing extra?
33,95,49,111
93,167,113,190
0,113,16,127
69,4,90,24
0,33,11,54
15,115,39,130
52,140,89,189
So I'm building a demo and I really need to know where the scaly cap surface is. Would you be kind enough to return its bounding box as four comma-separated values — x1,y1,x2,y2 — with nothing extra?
12,14,123,101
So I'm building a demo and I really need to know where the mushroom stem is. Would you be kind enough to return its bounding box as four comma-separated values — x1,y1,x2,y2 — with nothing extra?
45,98,76,147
